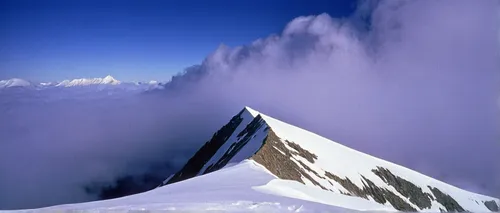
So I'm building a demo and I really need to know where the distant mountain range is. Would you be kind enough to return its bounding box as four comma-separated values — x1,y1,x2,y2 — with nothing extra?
55,75,121,87
0,75,165,90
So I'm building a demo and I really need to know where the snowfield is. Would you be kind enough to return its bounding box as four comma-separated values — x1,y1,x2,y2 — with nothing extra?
3,161,361,213
2,107,498,212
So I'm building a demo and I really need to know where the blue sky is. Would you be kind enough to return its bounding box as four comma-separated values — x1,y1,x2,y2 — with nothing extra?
0,0,356,82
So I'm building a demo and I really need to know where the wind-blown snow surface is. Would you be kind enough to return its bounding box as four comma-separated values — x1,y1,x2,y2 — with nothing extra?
8,107,497,213
2,160,362,213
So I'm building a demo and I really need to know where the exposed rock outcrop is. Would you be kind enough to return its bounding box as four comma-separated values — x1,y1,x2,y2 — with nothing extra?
362,175,418,212
251,130,325,189
372,167,433,210
284,139,317,163
428,186,466,212
324,171,366,198
323,171,417,211
484,200,499,212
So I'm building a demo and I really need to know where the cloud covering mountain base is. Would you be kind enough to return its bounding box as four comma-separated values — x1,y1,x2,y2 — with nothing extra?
0,0,499,209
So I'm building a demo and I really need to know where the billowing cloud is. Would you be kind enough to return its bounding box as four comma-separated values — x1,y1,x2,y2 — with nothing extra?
1,0,499,209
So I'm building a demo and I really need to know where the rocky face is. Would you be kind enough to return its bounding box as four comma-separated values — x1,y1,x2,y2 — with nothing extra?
249,128,479,212
284,139,317,163
362,175,418,212
251,130,324,188
250,129,434,212
324,171,366,198
484,200,499,212
160,109,245,185
323,170,417,211
428,186,465,212
372,167,433,210
251,131,476,212
204,115,266,174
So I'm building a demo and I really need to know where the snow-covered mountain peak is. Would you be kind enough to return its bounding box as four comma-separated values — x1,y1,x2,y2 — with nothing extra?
56,75,121,87
0,78,32,88
8,106,499,212
160,106,499,212
244,106,260,116
102,75,119,84
39,82,55,86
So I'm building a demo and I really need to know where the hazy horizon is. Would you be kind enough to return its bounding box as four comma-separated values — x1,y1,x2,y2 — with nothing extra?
0,0,356,83
0,0,499,210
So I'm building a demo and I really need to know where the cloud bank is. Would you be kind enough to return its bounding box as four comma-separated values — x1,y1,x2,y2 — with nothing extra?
1,0,499,209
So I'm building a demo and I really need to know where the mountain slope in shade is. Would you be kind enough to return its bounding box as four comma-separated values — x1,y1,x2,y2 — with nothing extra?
161,107,499,212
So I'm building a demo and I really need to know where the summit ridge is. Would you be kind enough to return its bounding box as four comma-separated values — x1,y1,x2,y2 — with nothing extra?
161,106,499,212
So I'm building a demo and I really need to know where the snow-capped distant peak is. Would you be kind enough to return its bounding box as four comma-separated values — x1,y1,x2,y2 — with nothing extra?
102,75,119,84
56,75,121,87
0,78,32,88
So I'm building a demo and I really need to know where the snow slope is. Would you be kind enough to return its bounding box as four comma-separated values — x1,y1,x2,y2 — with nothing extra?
264,110,499,212
2,160,362,213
